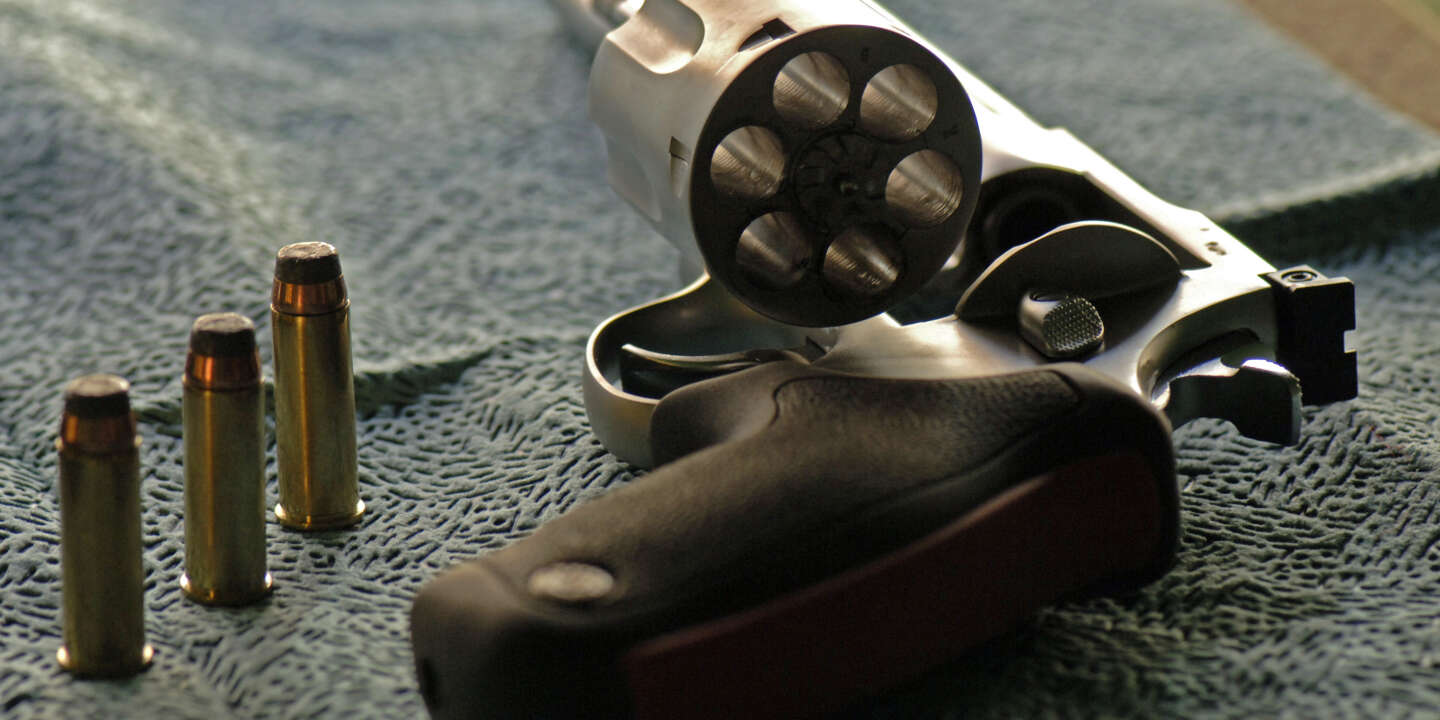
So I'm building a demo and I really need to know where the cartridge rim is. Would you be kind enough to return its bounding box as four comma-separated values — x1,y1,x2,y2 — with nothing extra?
274,499,366,531
57,643,153,677
180,572,274,607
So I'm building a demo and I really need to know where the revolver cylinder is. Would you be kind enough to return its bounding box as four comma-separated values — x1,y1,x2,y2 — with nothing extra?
564,0,984,326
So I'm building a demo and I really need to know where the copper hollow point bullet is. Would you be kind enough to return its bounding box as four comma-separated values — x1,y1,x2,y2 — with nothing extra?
56,374,154,677
182,313,273,605
271,242,365,530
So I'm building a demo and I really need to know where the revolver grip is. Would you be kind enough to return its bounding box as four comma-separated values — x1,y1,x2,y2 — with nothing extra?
410,363,1179,719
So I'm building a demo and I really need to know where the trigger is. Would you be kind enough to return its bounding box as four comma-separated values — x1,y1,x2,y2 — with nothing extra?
620,342,824,399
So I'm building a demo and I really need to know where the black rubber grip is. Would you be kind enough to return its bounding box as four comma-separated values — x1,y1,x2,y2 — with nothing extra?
411,362,1178,719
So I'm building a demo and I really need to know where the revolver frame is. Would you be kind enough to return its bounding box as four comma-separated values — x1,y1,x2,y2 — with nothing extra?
578,0,1356,467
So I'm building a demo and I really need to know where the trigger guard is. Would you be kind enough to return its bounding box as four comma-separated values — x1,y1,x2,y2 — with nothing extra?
584,273,818,468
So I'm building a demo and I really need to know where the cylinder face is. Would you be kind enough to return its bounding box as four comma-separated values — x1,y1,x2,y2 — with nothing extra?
183,384,272,604
57,437,152,677
687,25,983,327
271,305,364,530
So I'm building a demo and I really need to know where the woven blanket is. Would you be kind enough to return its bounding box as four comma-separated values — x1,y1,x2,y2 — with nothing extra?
2,0,1438,717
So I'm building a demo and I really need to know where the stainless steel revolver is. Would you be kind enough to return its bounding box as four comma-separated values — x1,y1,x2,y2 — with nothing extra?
411,1,1358,717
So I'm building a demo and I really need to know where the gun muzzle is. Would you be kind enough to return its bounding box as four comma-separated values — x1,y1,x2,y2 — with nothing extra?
56,374,153,677
562,0,983,326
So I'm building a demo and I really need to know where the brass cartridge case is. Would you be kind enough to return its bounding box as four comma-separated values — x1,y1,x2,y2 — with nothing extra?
271,242,365,530
56,374,153,677
182,313,273,605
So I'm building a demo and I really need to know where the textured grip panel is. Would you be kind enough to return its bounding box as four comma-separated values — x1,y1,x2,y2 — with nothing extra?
653,361,1079,466
411,363,1177,719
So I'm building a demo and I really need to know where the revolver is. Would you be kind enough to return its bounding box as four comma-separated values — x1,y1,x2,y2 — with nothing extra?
411,1,1358,717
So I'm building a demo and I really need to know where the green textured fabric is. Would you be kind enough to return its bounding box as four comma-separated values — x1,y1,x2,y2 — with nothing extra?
0,0,1437,717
